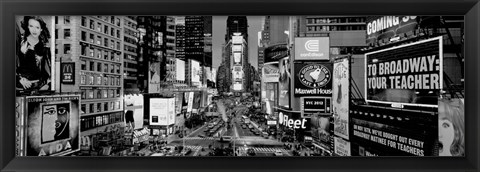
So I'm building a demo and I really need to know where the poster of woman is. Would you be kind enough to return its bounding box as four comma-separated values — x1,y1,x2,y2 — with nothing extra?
278,57,290,108
16,16,55,93
438,98,465,156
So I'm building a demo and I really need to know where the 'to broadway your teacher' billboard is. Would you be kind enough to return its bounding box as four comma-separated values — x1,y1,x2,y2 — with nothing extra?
365,36,443,107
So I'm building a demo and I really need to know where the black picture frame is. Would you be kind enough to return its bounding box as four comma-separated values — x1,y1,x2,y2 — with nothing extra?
1,0,479,172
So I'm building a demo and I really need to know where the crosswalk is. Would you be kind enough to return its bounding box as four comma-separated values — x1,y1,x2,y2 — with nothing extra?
182,145,203,156
183,137,216,140
237,147,289,154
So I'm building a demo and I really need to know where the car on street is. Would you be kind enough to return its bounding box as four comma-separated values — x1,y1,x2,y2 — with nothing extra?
273,150,284,156
198,134,206,138
241,124,247,129
254,131,261,135
247,148,256,156
181,148,192,156
262,132,269,138
220,136,232,142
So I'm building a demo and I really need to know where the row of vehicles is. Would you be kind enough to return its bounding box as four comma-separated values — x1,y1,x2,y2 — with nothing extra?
240,116,270,138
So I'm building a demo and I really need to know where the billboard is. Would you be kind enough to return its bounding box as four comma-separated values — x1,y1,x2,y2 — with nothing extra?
233,52,242,63
25,95,80,156
124,94,144,130
294,37,330,60
149,98,175,126
148,62,161,93
16,97,26,156
16,16,55,93
176,59,185,81
60,62,75,84
334,136,351,156
365,36,443,107
333,57,350,140
438,98,464,156
232,45,242,52
264,44,289,63
263,62,279,83
294,62,333,97
191,60,201,85
310,114,332,151
366,16,418,46
301,97,331,117
278,57,290,108
175,93,183,115
187,92,194,113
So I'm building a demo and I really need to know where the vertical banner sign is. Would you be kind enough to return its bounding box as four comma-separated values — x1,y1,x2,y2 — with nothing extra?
365,36,443,107
294,62,333,97
294,37,330,60
60,62,75,84
333,57,350,140
187,92,194,113
25,95,80,156
148,62,161,93
16,97,26,156
334,136,351,156
16,16,55,93
278,57,291,108
168,98,176,125
149,98,168,126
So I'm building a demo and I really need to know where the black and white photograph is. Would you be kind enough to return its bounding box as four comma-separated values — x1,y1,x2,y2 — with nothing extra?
14,15,465,157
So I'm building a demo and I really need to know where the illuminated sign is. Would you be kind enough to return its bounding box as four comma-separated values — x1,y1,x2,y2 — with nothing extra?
278,112,308,129
294,37,330,60
60,62,75,84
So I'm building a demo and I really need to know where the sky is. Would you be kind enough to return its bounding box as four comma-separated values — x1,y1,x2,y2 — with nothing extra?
212,16,263,71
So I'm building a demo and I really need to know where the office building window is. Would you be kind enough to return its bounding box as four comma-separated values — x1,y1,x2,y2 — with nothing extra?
97,62,102,72
80,74,86,85
89,48,94,57
89,104,94,113
104,25,108,34
97,36,101,45
81,104,86,114
104,102,109,111
90,20,94,29
104,64,109,73
97,103,102,113
81,60,86,70
89,61,95,71
90,34,94,43
64,29,71,39
104,38,108,47
64,44,71,54
81,31,86,41
97,22,102,32
64,16,70,24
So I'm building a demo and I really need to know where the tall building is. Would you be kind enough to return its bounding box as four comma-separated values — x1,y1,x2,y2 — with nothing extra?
184,16,212,86
123,16,140,93
55,16,125,154
136,16,167,93
175,16,186,85
164,16,176,85
226,16,248,42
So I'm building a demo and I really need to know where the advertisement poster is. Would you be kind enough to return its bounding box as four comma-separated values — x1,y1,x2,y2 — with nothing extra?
124,94,144,130
263,62,280,83
278,57,290,108
25,95,80,156
294,62,333,97
366,16,418,46
310,114,332,151
187,92,194,113
278,111,310,131
334,136,351,156
438,98,464,156
60,62,75,84
333,57,350,140
148,62,161,93
175,59,185,81
350,105,437,156
175,94,183,115
294,37,330,61
16,16,55,93
149,98,175,126
191,60,201,85
365,36,443,107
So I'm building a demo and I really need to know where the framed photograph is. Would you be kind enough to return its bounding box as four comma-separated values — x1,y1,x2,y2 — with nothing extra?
2,0,479,172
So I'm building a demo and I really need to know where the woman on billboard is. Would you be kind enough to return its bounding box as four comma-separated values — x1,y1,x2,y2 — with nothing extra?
438,99,465,156
16,16,52,92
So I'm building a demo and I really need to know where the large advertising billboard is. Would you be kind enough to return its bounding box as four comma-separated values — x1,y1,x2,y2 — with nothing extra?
294,37,330,61
263,62,280,83
301,97,331,118
232,34,243,44
294,62,333,97
124,94,144,130
366,16,418,46
148,62,161,93
16,16,56,93
310,114,332,152
191,60,201,85
149,98,175,126
187,92,194,113
333,57,350,140
25,95,80,156
365,36,443,107
176,59,185,81
350,105,437,156
334,136,351,156
278,57,290,108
